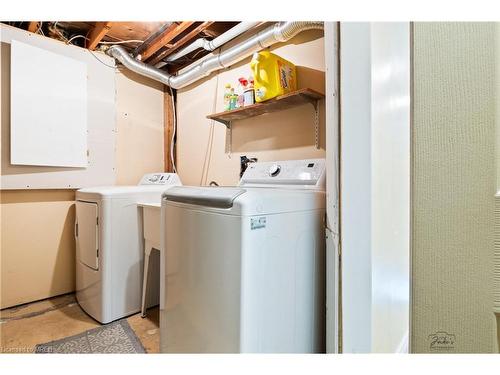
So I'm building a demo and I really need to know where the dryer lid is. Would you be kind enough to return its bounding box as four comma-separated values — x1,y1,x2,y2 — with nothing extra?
163,186,246,208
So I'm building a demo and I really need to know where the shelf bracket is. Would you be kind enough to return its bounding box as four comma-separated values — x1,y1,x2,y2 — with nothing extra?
222,121,232,155
313,100,320,149
217,119,232,128
208,89,325,151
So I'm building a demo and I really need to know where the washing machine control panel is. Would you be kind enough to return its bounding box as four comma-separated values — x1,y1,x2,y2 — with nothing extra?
139,173,181,185
240,159,325,189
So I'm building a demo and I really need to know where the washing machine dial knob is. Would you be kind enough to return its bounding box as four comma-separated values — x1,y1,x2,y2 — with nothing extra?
269,164,281,177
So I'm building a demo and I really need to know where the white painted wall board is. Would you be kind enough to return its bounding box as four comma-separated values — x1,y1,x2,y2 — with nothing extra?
324,22,340,354
340,22,411,353
10,40,88,167
0,24,116,189
370,22,410,353
340,22,373,353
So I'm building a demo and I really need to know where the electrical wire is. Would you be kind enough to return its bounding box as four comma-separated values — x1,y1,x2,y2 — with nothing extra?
85,48,117,69
200,61,220,185
59,33,115,69
36,22,44,36
66,34,88,45
65,33,142,48
168,49,223,178
63,35,139,70
28,24,139,70
52,24,69,43
169,86,177,173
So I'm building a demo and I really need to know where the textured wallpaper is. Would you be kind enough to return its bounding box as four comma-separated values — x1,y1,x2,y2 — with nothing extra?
412,22,497,353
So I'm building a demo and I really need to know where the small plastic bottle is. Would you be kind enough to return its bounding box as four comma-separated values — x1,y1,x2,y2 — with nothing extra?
244,77,255,106
223,84,232,111
229,88,237,110
237,77,248,108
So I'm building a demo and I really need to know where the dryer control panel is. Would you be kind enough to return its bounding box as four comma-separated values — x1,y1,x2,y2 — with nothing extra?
139,173,181,186
239,159,326,189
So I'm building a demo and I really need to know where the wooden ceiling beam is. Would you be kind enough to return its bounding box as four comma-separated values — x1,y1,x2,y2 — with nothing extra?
133,22,174,56
27,22,39,33
87,22,113,50
141,21,195,61
149,21,214,65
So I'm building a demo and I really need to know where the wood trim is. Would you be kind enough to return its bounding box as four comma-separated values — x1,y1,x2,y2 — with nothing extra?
149,21,214,65
141,21,195,61
164,87,175,172
27,22,39,33
87,22,113,50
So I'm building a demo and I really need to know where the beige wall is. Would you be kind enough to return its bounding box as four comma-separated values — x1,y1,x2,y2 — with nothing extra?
495,23,500,352
176,29,325,186
0,190,76,309
412,22,497,353
1,50,164,308
115,69,164,185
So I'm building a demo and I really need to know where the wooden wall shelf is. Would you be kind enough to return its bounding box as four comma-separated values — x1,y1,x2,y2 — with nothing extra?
206,88,325,128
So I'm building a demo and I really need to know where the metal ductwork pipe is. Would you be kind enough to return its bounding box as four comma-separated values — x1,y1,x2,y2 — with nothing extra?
107,21,324,89
163,21,261,65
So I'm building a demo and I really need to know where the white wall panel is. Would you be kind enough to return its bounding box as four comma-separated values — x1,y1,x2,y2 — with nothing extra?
10,40,87,167
324,22,340,353
340,22,410,353
370,22,410,353
340,22,373,353
1,24,116,189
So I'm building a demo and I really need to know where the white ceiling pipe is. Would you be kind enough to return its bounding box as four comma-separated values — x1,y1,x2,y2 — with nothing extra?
107,21,324,89
163,21,261,64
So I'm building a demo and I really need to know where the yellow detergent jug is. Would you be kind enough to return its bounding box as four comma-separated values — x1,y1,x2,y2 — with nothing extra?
250,51,297,102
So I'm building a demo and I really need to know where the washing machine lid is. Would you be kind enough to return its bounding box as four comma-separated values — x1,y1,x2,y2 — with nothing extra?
163,187,325,216
165,186,246,208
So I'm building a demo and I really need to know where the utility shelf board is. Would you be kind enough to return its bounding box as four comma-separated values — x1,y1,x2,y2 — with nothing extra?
206,88,325,127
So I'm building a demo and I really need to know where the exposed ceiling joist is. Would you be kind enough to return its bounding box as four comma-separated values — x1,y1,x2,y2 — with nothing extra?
149,21,214,65
87,22,113,50
27,22,39,33
140,21,195,61
1,21,240,73
132,22,173,56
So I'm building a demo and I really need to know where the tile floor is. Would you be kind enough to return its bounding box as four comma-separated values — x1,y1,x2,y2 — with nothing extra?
0,293,159,353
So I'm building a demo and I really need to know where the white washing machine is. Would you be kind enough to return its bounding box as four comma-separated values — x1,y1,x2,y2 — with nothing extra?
75,173,181,324
160,159,326,353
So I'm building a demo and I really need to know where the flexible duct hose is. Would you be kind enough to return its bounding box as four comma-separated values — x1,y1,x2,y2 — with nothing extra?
107,21,324,89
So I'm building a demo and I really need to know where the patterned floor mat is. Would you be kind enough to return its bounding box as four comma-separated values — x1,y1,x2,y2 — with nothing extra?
35,319,146,354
